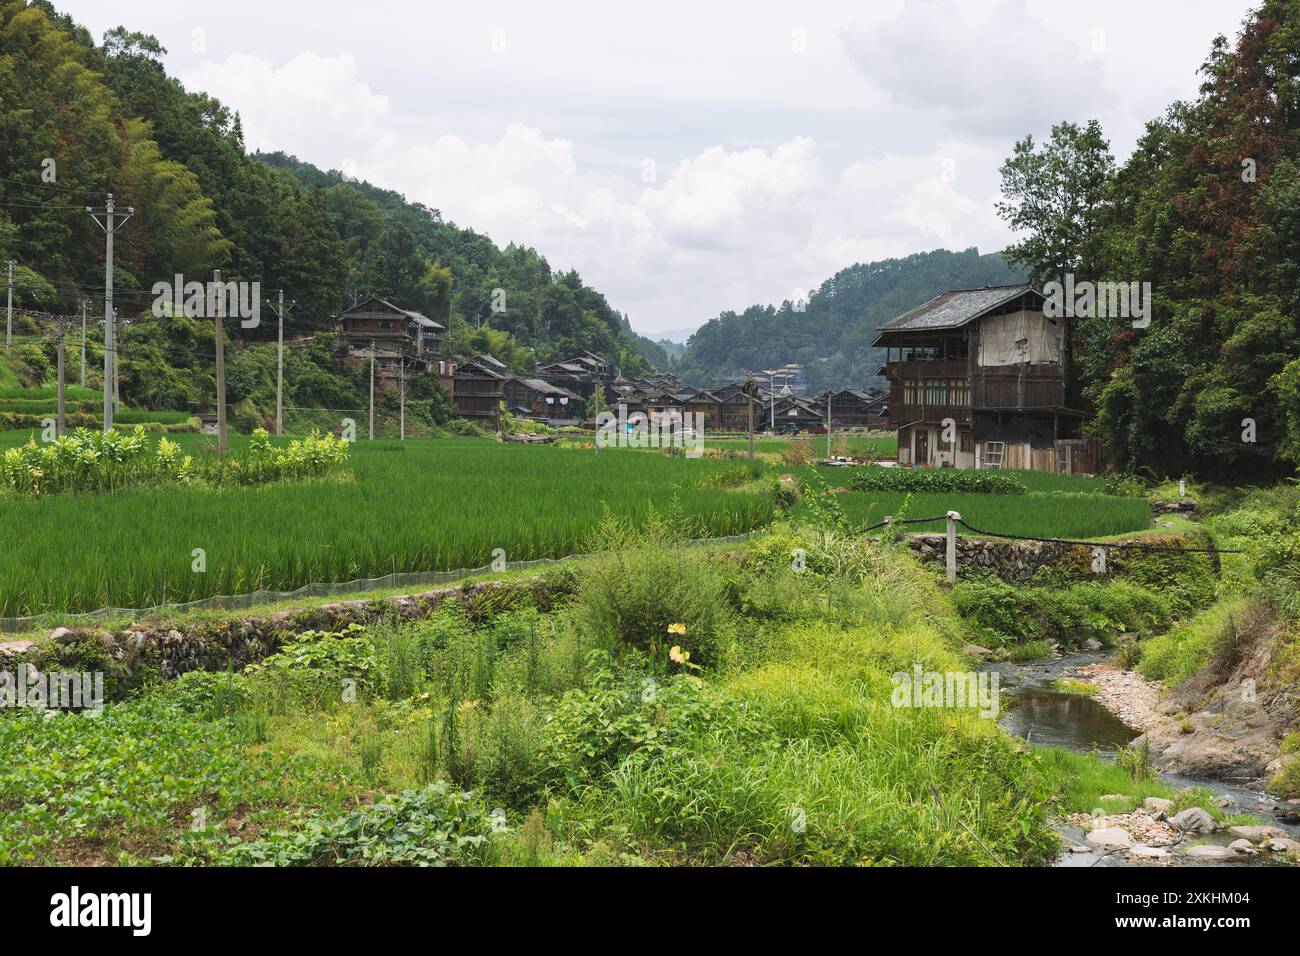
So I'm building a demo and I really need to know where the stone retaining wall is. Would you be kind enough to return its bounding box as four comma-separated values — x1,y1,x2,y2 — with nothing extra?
906,532,1212,582
0,573,576,700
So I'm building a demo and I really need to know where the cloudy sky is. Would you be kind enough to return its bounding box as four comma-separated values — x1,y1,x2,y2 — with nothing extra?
62,0,1258,339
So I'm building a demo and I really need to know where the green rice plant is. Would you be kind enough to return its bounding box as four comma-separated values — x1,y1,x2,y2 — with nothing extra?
0,438,776,616
824,490,1152,539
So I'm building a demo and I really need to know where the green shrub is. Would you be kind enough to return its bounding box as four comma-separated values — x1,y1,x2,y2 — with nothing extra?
951,576,1170,649
575,543,737,665
215,783,497,866
1137,597,1256,687
540,653,769,788
164,669,253,719
850,466,1027,495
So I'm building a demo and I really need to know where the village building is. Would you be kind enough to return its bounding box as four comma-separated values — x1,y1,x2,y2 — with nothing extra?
823,387,888,428
872,284,1097,473
503,375,582,425
771,394,825,432
452,356,507,433
338,296,445,381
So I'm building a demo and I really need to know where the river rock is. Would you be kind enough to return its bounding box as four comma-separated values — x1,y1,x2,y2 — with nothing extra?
1228,839,1258,856
1171,808,1216,833
1184,844,1238,860
1267,837,1300,853
1228,824,1283,841
1086,827,1133,848
1130,844,1169,859
1143,797,1175,813
963,644,993,658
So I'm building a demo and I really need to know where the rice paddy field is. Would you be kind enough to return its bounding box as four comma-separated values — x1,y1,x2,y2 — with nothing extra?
0,433,776,618
798,464,1153,540
0,423,1154,619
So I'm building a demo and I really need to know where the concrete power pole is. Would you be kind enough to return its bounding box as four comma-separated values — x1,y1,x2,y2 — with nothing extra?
5,260,13,351
399,356,406,441
86,194,133,433
214,271,227,454
369,339,376,441
826,390,833,460
746,372,754,462
80,300,87,387
270,290,292,437
56,316,66,437
114,316,126,414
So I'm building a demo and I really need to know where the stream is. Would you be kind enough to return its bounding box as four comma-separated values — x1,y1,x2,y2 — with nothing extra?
987,651,1299,867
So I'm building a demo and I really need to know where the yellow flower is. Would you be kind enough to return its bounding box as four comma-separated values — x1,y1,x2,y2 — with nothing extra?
669,645,687,664
667,622,687,636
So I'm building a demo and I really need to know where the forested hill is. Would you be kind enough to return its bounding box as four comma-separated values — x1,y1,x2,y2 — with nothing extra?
0,0,662,377
673,248,1023,390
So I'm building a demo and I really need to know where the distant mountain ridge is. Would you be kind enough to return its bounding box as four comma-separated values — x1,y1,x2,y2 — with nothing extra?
673,248,1025,390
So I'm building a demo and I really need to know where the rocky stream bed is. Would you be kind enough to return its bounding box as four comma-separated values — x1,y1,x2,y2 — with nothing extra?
987,651,1300,867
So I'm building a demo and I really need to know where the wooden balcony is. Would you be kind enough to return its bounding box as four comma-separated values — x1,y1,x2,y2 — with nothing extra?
973,370,1067,410
883,358,970,380
887,403,972,426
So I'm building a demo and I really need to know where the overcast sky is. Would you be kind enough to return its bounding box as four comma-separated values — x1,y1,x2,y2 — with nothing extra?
60,0,1259,339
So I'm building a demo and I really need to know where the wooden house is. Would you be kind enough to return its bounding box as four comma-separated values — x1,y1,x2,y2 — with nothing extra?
684,389,722,431
824,388,888,428
453,356,506,432
339,297,444,379
871,284,1092,472
771,395,825,432
504,375,581,424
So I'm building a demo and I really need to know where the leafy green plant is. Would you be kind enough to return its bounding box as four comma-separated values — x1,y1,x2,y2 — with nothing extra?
215,783,497,866
850,466,1027,496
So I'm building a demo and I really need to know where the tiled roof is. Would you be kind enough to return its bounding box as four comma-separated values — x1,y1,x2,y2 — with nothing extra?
876,284,1035,333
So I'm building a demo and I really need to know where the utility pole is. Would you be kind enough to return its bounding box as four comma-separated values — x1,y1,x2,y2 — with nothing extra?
5,260,13,351
214,271,227,454
56,316,66,437
79,300,87,387
746,372,754,462
269,290,292,437
86,193,133,433
399,356,406,441
826,389,833,460
369,339,376,440
114,316,126,414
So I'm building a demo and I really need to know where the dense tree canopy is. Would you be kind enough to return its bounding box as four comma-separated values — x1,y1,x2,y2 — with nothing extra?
0,0,659,420
999,0,1300,479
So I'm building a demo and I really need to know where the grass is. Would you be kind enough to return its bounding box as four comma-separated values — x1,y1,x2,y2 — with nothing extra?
0,526,1067,866
5,521,1278,867
1050,679,1098,696
1135,596,1255,688
0,434,776,617
818,489,1152,539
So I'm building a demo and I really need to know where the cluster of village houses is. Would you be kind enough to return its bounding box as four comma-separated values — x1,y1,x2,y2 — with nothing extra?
338,297,888,436
337,282,1106,476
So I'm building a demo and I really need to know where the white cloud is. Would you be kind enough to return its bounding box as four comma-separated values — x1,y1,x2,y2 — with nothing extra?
182,52,391,162
840,0,1115,138
143,0,1255,337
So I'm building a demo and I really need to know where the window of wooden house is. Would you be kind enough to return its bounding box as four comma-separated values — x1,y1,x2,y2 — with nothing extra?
923,379,946,405
959,429,973,453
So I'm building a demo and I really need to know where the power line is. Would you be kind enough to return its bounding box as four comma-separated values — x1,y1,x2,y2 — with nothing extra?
0,175,110,196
